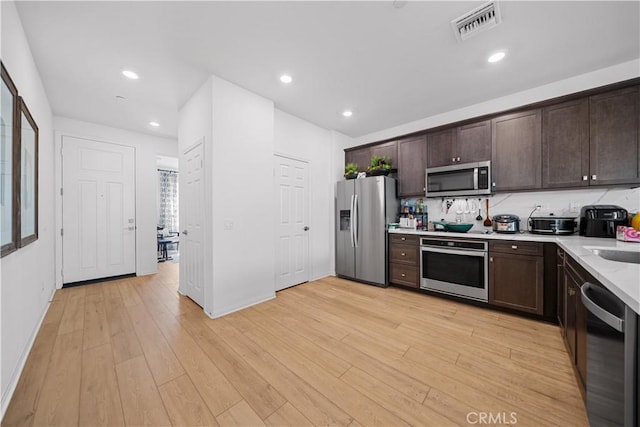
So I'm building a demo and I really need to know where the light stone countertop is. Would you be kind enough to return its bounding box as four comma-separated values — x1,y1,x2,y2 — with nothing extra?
389,228,640,314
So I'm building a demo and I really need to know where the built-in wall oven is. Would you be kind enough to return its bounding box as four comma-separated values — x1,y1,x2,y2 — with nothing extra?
420,237,488,302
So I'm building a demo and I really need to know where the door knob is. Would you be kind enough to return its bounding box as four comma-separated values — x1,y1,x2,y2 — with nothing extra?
182,230,188,235
303,226,309,231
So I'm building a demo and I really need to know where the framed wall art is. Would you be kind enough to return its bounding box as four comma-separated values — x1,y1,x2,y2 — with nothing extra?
1,62,19,257
19,97,38,247
1,61,39,257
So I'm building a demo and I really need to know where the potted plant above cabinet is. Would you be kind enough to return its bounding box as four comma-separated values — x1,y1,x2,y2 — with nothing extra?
344,162,359,179
367,155,392,176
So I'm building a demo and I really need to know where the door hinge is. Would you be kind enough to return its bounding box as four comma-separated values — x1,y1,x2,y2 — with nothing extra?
60,228,64,236
60,188,63,196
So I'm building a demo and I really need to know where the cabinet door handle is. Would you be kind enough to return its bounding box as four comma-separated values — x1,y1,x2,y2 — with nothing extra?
401,237,406,241
511,245,518,249
456,157,461,162
492,182,496,187
582,175,588,181
401,252,406,256
591,174,597,180
490,257,494,262
451,157,456,163
401,273,406,277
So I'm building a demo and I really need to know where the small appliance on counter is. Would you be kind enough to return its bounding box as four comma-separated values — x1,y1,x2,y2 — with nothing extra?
492,214,520,233
579,205,628,238
529,215,577,235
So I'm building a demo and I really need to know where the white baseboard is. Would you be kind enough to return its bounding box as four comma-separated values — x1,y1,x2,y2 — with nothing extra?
1,287,54,421
309,272,333,282
205,294,276,319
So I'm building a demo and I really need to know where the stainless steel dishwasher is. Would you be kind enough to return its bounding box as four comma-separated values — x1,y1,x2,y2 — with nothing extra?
581,282,637,427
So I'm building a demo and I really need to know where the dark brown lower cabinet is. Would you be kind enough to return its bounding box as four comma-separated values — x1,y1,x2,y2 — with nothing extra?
388,234,420,288
557,248,566,331
489,241,544,315
564,255,588,390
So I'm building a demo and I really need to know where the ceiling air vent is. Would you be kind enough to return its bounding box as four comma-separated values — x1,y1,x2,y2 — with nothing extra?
451,1,501,41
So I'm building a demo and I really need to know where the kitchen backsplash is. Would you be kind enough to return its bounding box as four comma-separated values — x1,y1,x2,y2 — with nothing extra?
401,187,640,232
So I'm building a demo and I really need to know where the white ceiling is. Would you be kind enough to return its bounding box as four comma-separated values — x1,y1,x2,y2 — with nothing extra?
14,1,640,140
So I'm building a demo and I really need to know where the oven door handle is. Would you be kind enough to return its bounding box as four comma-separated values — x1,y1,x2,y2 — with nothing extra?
421,246,487,258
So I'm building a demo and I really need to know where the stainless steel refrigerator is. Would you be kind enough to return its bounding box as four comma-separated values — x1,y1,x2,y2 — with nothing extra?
335,176,399,286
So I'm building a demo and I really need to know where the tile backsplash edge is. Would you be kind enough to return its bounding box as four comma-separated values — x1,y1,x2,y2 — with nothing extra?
400,187,639,232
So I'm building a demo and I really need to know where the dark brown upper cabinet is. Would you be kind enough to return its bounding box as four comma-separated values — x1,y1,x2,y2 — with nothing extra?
456,120,492,164
370,140,397,166
345,146,371,173
345,140,397,173
426,128,456,168
491,109,542,192
589,86,640,186
397,135,427,196
427,120,491,168
542,98,590,188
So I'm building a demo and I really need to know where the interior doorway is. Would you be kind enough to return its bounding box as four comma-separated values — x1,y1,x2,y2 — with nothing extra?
156,155,180,263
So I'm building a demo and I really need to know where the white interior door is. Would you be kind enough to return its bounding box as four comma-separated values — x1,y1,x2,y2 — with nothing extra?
179,141,204,307
62,136,135,284
274,155,309,291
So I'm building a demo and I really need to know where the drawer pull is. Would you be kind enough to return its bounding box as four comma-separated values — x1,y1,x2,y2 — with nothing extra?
511,245,518,249
401,273,406,277
401,252,406,256
401,237,406,241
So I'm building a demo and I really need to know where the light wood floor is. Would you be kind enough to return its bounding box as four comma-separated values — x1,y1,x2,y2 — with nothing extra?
3,262,588,426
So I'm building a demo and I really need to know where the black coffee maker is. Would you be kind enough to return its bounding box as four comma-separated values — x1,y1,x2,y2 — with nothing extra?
579,205,629,238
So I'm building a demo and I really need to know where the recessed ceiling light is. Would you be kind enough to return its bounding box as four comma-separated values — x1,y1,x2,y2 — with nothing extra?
122,70,139,79
487,51,506,63
149,121,160,127
279,74,293,84
342,110,353,118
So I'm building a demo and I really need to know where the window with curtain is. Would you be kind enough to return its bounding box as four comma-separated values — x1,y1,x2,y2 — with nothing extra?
158,169,179,233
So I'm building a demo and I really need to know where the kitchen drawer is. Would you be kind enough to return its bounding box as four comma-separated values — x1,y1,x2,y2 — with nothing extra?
389,264,420,288
390,243,419,265
389,234,419,245
490,240,543,256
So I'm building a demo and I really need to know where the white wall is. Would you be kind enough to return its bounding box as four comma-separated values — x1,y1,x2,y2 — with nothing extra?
209,76,275,317
0,1,55,417
353,59,640,146
53,117,178,279
177,76,213,311
178,76,277,318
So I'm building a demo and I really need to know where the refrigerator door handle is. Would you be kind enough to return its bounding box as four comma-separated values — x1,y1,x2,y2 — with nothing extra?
353,194,359,248
349,194,355,248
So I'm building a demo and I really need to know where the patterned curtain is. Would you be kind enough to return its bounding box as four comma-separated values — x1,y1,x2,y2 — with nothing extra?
158,170,179,232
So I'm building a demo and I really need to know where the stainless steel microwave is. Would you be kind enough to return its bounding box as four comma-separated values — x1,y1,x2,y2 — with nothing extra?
425,161,491,197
